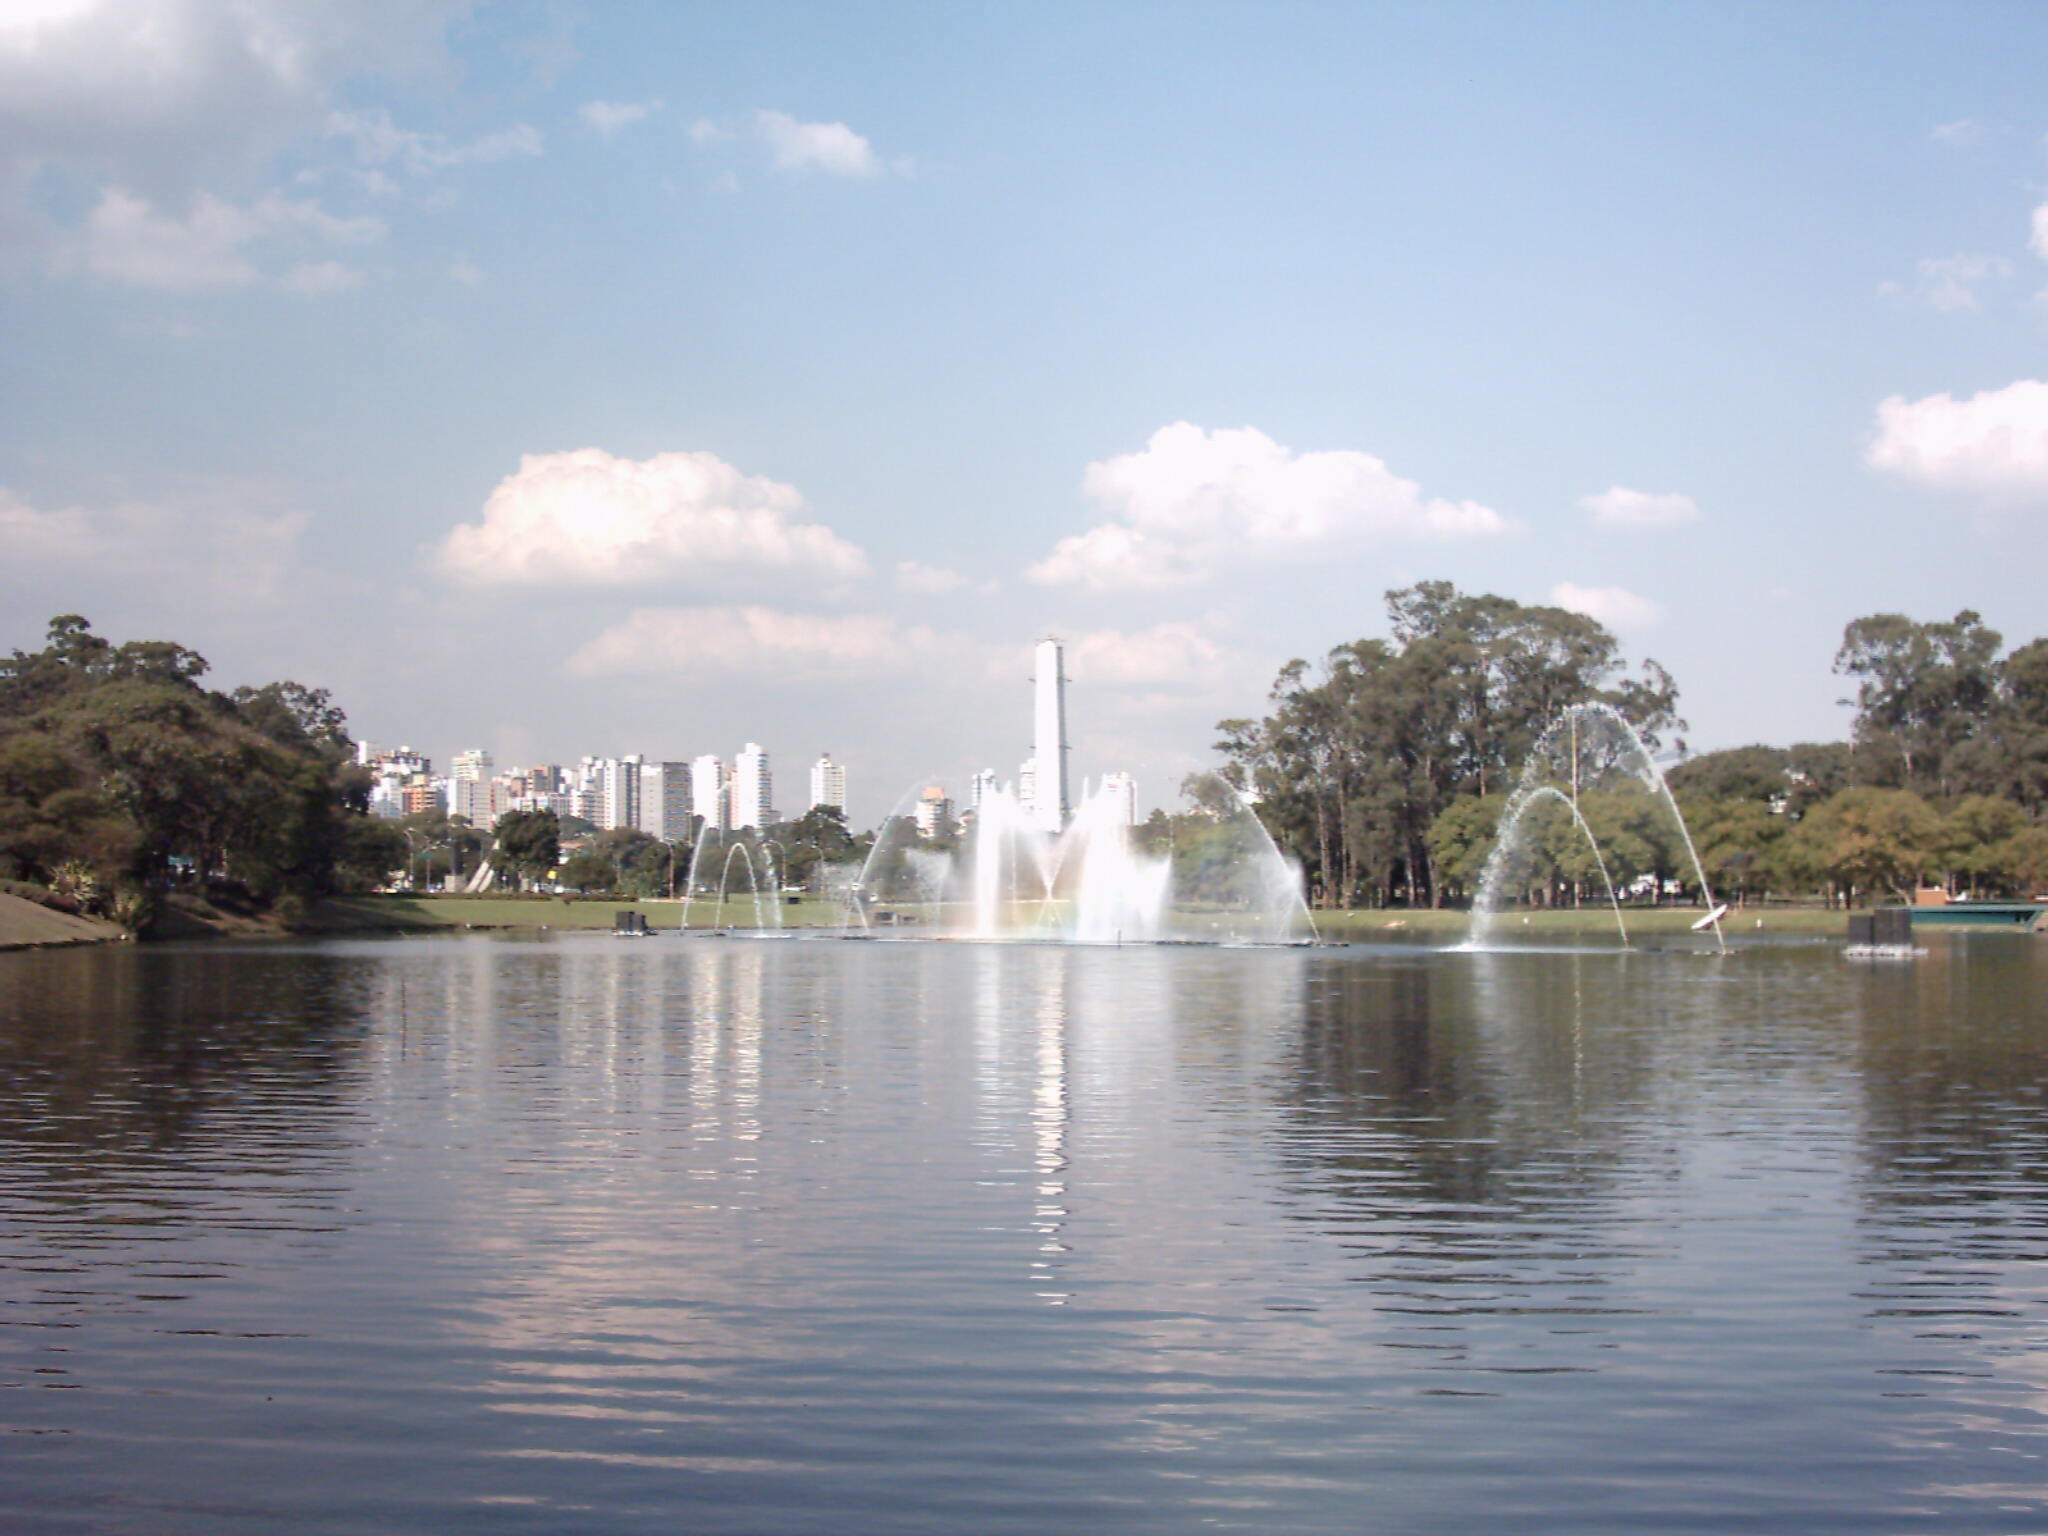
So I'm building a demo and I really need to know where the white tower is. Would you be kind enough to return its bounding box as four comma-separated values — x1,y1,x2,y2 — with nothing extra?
1032,636,1069,832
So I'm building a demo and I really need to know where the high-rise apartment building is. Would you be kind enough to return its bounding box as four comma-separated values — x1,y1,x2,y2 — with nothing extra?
1017,757,1038,822
692,755,727,833
451,748,493,783
914,785,954,840
1099,771,1138,827
637,760,693,841
970,769,998,812
731,743,774,831
1032,637,1069,833
596,755,641,831
809,754,846,814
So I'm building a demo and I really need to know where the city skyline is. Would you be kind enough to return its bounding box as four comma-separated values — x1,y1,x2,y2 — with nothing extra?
5,4,2048,824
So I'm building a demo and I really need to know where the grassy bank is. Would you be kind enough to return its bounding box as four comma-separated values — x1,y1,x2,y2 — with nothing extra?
313,894,850,933
0,889,126,951
307,894,1859,940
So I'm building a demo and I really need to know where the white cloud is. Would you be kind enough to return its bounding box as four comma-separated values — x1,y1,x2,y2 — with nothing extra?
754,109,889,177
1932,118,1982,146
448,257,483,285
1028,422,1509,591
70,187,382,290
578,99,659,138
0,482,310,605
565,607,938,679
2030,204,2048,262
1579,486,1701,530
0,2,460,216
1065,622,1225,687
437,447,870,589
894,560,972,594
687,118,732,145
1881,252,2011,311
326,108,542,175
1868,379,2048,501
1549,582,1659,631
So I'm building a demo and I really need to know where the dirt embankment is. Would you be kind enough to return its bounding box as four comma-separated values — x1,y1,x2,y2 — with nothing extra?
0,890,126,951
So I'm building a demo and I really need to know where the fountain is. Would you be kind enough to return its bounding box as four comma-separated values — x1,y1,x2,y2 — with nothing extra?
843,770,1314,946
1468,702,1723,949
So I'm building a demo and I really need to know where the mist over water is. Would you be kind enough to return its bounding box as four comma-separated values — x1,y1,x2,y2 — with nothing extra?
3,934,2046,1534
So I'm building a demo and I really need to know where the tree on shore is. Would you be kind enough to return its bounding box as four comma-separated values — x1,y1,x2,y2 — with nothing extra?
0,616,400,927
1217,582,1682,908
493,809,562,889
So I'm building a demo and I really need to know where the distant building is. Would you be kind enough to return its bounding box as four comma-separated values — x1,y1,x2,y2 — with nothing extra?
732,743,774,831
404,778,445,818
914,785,954,840
638,760,693,841
970,769,998,811
1099,771,1138,827
692,755,727,832
809,753,847,814
451,748,493,783
596,754,641,831
1017,758,1038,822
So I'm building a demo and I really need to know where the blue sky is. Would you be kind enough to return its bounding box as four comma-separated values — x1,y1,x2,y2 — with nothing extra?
5,1,2048,820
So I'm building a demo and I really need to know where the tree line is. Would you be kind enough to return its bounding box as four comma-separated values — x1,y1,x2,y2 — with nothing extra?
1218,584,2048,908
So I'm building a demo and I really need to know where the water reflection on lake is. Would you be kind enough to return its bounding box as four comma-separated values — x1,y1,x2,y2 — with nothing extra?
2,933,2045,1534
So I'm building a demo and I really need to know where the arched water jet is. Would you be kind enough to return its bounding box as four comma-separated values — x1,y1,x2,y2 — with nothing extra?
845,776,945,933
1471,701,1723,949
1470,784,1628,948
716,843,765,931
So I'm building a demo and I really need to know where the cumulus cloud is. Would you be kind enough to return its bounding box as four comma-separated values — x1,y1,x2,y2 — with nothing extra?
1580,486,1701,530
1931,118,1982,146
565,607,938,679
437,448,870,589
2031,204,2048,262
1880,252,2011,312
1868,379,2048,501
1028,422,1509,591
0,0,459,249
0,482,310,605
1549,582,1659,631
754,109,889,177
578,99,659,138
894,560,972,594
69,187,382,290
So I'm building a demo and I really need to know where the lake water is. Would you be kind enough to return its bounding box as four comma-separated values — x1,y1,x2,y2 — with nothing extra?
3,931,2046,1534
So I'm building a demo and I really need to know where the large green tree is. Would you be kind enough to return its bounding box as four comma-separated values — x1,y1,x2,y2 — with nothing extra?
0,616,395,924
1218,582,1683,908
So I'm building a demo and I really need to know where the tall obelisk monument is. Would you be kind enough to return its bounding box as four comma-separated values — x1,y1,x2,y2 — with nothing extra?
1032,636,1070,832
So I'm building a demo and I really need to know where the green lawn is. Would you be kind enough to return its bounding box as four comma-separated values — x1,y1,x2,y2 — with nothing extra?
315,894,850,932
314,894,1853,939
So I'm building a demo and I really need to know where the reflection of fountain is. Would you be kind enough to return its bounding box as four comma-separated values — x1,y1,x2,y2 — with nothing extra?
1469,702,1722,950
848,771,1313,945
